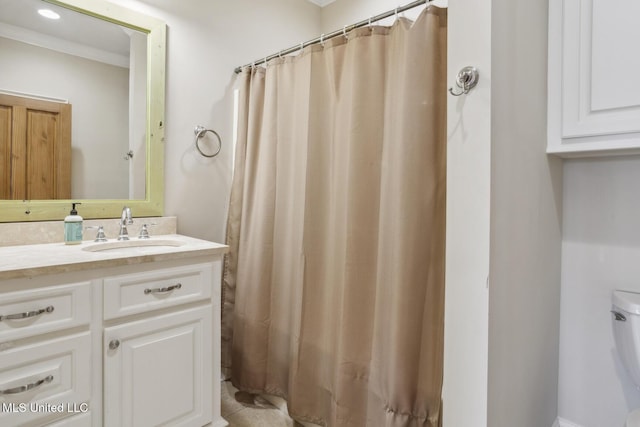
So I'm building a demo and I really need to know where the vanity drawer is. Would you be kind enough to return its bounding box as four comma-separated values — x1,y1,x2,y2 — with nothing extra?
0,282,91,342
0,332,91,427
103,263,212,320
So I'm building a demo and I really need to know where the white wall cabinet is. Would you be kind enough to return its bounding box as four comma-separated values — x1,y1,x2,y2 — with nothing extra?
0,256,226,427
548,0,640,156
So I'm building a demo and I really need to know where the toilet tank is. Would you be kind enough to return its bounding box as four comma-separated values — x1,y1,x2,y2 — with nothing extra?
612,290,640,388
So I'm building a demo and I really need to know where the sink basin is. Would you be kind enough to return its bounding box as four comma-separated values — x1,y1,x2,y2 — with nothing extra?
82,239,186,253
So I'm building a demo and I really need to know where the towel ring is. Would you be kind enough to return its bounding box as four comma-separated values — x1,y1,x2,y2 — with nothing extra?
194,125,222,158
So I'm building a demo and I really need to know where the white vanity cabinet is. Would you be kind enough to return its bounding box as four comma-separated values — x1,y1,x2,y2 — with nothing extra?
548,0,640,156
102,263,215,427
0,236,228,427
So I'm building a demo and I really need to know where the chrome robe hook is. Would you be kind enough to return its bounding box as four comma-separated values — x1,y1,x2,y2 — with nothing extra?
449,66,479,96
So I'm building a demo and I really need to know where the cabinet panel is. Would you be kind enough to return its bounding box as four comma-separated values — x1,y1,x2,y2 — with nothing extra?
548,0,640,155
103,263,212,320
0,332,91,427
590,0,640,111
46,411,92,427
103,306,212,427
0,282,91,342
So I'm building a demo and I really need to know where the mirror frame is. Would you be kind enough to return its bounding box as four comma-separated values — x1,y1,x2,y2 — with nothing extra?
0,0,166,222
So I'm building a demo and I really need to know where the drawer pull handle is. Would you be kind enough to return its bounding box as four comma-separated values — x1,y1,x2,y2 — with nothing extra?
0,305,54,321
144,283,182,295
0,375,53,395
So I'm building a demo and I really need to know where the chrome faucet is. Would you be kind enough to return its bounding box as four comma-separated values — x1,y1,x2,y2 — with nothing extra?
117,206,133,241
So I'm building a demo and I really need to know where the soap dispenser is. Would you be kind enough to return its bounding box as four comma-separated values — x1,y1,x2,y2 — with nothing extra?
64,203,83,245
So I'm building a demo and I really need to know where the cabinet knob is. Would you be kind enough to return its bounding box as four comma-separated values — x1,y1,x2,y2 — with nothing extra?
108,339,120,350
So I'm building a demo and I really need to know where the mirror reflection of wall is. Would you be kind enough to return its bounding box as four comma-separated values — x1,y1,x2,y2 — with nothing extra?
0,0,147,200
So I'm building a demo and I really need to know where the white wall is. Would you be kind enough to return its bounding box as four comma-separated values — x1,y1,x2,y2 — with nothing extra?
488,1,563,426
0,36,130,199
320,0,446,31
128,31,147,200
105,0,321,242
443,1,493,426
559,156,640,427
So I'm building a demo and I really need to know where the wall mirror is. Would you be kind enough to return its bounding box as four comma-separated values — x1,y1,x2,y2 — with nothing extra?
0,0,165,221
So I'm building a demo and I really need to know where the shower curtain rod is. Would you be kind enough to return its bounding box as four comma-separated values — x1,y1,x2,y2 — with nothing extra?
234,0,433,74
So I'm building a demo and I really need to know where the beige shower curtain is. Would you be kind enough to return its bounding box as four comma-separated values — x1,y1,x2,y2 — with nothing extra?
223,7,446,427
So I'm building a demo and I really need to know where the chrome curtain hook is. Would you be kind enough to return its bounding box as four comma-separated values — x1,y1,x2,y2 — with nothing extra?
395,7,399,19
343,25,349,40
320,33,325,47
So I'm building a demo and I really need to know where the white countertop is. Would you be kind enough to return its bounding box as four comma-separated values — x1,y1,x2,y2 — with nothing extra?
0,234,228,280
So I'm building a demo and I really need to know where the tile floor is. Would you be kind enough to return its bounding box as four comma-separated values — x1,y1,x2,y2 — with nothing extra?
221,381,303,427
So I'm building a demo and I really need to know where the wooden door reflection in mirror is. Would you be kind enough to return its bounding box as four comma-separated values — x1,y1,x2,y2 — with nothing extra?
0,94,71,199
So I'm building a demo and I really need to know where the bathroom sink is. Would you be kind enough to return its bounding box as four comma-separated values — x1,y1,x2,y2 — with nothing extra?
82,239,186,253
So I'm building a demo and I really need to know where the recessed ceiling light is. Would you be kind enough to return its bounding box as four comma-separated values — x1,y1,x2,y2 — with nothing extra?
38,9,60,20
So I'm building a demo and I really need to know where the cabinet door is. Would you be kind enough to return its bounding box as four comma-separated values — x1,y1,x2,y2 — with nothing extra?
548,0,640,155
103,306,212,427
0,332,91,427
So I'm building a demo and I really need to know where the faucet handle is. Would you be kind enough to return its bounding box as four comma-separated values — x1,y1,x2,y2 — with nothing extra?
138,223,156,239
116,219,130,241
86,225,107,242
95,226,107,242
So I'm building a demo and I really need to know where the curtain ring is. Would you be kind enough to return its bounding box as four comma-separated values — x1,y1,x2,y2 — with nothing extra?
395,6,399,19
343,25,349,40
194,126,222,158
320,34,325,47
278,50,283,59
264,57,268,67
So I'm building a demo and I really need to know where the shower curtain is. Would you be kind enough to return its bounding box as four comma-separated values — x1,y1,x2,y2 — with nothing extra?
223,7,447,427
